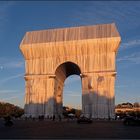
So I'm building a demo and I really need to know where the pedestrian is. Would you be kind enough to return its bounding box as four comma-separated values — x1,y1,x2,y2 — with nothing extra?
52,115,55,121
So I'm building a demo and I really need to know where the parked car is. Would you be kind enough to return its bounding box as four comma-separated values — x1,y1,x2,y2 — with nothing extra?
123,116,140,126
77,116,92,124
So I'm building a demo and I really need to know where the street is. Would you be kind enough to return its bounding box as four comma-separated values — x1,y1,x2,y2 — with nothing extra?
0,120,139,139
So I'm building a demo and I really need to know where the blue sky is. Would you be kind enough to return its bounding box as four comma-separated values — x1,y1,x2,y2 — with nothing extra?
0,1,140,108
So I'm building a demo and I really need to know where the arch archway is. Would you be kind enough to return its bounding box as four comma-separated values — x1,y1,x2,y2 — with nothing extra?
54,62,81,116
55,61,81,83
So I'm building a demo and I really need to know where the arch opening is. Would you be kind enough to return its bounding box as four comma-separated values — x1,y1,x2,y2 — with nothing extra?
63,75,82,110
55,62,81,78
54,62,82,117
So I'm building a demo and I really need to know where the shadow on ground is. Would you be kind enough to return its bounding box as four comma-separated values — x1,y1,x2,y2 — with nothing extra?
0,120,140,139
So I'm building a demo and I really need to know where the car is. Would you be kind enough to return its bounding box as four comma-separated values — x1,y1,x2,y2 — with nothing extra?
77,116,92,124
123,116,140,126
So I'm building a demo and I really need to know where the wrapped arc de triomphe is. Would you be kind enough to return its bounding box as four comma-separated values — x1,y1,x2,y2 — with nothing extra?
20,23,121,119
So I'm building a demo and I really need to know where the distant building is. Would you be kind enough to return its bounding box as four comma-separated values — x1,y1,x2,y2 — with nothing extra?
115,102,140,113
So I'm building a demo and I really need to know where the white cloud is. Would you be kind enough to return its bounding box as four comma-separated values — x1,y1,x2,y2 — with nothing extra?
116,85,128,88
1,96,19,101
0,93,24,101
0,1,16,29
0,89,24,107
0,73,24,86
0,89,19,94
120,39,140,50
71,1,140,29
64,90,81,97
65,94,80,97
64,76,81,85
117,52,140,64
0,57,24,69
4,61,24,69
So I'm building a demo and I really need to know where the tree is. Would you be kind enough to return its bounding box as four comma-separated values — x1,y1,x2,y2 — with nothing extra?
0,102,24,118
133,102,140,108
